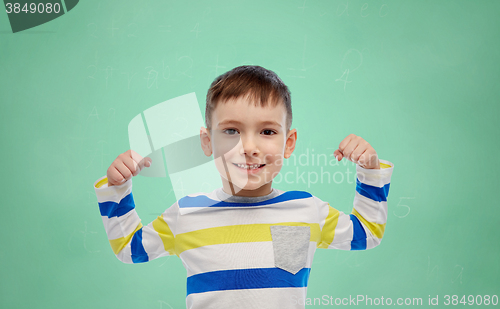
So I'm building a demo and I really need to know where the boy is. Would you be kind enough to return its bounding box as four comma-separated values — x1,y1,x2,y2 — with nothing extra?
93,65,394,309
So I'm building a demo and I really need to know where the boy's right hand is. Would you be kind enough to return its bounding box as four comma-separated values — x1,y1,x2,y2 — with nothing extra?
107,149,152,187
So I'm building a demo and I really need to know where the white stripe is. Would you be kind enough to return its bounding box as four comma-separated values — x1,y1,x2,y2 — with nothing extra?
353,191,388,224
179,207,208,215
175,198,319,234
102,210,141,240
331,212,353,245
356,159,393,187
186,287,308,309
115,245,133,264
366,236,380,250
94,176,133,203
180,242,317,277
159,203,180,234
313,196,331,231
329,241,351,250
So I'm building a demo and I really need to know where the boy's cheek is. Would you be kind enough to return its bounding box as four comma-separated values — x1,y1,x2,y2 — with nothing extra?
265,152,285,166
212,147,239,161
211,134,241,153
272,156,285,166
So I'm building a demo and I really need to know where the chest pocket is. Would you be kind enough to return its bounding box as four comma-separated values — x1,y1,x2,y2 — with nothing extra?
270,225,311,275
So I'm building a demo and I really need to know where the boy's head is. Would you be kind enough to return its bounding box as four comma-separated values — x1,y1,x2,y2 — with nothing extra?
200,65,297,197
205,65,293,134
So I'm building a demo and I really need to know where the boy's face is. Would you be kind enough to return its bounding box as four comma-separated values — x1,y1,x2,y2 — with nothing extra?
200,95,297,197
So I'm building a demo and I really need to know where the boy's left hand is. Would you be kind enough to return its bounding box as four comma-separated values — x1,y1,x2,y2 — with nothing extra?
333,134,380,169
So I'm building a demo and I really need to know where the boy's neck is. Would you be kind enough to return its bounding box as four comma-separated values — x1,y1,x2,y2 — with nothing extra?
221,181,273,197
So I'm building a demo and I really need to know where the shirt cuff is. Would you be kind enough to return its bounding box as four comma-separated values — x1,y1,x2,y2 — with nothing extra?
93,175,132,204
356,159,394,187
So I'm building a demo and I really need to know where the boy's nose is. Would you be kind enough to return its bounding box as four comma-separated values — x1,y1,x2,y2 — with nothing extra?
239,136,260,156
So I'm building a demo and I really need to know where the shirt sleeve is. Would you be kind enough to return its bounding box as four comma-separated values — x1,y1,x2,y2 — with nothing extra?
94,176,178,263
316,159,394,250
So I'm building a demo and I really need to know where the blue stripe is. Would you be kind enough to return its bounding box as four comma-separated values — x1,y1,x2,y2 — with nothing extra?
178,191,312,208
131,227,148,263
356,178,390,202
349,214,367,250
98,192,135,218
186,267,311,296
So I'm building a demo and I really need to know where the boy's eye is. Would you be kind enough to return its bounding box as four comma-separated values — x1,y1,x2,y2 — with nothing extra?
223,129,276,135
262,129,276,135
223,129,239,135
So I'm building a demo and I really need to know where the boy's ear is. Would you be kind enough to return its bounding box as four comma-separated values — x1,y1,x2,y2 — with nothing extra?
200,127,212,156
284,129,297,159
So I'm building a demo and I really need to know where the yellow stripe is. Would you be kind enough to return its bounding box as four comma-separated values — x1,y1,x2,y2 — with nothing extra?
175,222,321,255
152,216,176,256
380,162,391,169
351,208,385,239
95,177,108,188
109,222,143,255
317,204,340,249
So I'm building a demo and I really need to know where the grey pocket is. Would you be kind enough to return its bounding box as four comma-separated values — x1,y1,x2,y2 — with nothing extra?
270,225,311,275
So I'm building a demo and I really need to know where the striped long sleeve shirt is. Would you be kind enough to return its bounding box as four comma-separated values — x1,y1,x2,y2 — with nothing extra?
93,159,394,309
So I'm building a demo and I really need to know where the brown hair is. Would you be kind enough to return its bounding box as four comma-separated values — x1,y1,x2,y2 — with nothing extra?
205,65,292,133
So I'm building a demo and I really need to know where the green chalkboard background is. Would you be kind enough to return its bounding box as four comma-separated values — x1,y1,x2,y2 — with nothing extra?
1,0,499,308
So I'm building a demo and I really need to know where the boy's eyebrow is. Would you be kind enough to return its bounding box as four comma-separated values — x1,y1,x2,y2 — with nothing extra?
217,120,282,127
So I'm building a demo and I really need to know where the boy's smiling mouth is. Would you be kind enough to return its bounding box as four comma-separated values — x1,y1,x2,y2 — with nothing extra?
233,163,265,169
232,163,266,171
